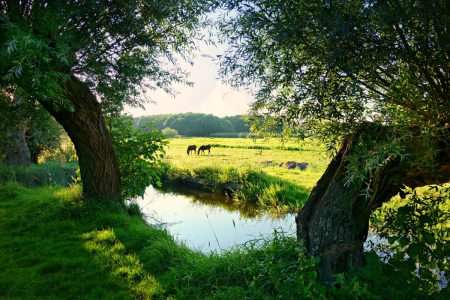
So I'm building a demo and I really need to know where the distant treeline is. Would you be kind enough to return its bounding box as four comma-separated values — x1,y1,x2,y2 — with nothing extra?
134,113,250,137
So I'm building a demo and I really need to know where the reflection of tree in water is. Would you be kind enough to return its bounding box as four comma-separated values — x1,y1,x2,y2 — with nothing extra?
160,184,288,219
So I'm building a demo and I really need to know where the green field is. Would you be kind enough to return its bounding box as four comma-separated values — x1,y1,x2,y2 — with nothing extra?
164,137,329,190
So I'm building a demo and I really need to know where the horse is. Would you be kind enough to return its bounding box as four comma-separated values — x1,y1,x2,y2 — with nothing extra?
186,145,197,155
197,144,211,155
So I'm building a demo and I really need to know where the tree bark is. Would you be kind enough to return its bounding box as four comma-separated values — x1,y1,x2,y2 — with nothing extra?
39,76,121,200
296,126,450,283
4,121,31,166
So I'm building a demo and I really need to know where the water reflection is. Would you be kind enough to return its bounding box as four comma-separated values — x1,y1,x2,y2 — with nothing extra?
135,185,296,253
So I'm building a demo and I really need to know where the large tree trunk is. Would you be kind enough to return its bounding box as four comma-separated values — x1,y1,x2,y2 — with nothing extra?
4,121,31,166
296,126,450,283
40,76,121,200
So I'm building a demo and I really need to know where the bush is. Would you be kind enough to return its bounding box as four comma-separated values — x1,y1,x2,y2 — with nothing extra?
371,184,450,294
37,135,77,163
111,116,167,199
161,127,179,138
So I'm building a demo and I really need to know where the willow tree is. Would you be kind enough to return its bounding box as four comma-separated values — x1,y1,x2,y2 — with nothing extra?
220,0,450,281
0,0,210,199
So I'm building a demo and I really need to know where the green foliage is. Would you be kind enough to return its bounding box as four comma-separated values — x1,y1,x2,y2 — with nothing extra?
161,127,179,138
1,183,448,299
136,113,250,137
26,108,63,163
1,1,212,113
371,185,450,293
344,124,408,192
166,233,327,300
0,92,63,163
164,165,310,213
110,116,167,199
220,0,449,147
38,135,77,164
209,132,249,138
0,161,78,187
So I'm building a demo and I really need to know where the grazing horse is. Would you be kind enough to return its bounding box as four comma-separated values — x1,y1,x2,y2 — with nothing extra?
186,145,197,155
197,144,211,155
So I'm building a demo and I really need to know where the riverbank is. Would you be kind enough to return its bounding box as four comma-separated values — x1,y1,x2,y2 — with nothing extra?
164,137,329,190
1,183,446,299
0,183,324,299
161,164,310,214
160,137,329,213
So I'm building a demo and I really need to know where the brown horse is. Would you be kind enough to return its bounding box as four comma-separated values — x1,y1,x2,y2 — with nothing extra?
186,145,197,155
197,144,211,155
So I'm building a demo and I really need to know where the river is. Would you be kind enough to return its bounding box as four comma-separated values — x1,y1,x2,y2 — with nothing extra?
134,185,296,252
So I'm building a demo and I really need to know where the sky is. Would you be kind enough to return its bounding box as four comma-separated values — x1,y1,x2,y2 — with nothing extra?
124,41,254,118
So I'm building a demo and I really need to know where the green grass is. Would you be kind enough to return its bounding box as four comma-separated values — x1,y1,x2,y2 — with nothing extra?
163,165,310,213
2,183,446,299
165,137,329,190
161,137,328,211
0,183,326,299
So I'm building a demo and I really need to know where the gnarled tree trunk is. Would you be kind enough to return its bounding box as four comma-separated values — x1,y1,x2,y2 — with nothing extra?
40,76,121,200
4,121,31,166
297,126,450,283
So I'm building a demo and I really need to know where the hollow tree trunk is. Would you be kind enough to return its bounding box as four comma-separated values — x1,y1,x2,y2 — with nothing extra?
39,76,121,200
296,126,450,283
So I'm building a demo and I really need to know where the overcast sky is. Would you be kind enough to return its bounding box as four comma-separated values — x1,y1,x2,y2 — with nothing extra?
125,40,254,118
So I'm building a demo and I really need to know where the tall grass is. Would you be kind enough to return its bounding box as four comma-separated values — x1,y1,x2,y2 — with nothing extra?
0,161,78,187
164,164,314,213
1,183,444,299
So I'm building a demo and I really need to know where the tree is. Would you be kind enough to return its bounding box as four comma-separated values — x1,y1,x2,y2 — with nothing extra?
220,0,450,281
136,113,250,136
0,1,211,200
0,89,31,165
0,91,62,164
161,127,179,138
26,108,62,164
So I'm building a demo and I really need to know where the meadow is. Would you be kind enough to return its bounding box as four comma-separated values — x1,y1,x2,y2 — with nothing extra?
159,137,330,212
164,137,329,190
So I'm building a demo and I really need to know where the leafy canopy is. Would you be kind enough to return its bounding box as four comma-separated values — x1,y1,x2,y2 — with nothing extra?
219,0,449,144
0,0,212,113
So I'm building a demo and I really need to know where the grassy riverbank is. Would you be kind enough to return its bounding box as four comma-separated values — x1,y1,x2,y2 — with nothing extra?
1,183,445,299
162,165,310,213
161,137,329,212
164,137,329,189
0,183,322,299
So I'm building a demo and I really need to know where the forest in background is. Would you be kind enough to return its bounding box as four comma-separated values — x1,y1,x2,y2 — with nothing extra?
134,113,250,137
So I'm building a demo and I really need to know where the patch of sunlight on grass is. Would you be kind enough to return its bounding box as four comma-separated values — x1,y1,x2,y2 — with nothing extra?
53,184,82,201
82,229,162,299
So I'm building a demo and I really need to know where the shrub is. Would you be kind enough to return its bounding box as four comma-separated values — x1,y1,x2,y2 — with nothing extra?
111,116,167,199
371,184,450,294
161,127,179,138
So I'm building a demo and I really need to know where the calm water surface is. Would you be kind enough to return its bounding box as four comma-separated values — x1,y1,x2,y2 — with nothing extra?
135,185,296,253
135,185,448,288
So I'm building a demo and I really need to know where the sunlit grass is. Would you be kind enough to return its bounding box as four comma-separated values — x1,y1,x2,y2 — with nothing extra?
82,229,161,299
164,137,329,190
1,183,445,299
